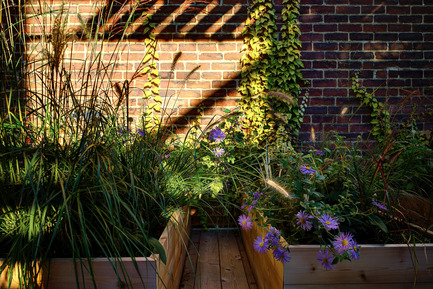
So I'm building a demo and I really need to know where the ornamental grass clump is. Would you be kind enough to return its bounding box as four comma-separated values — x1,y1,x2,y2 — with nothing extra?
238,132,433,270
0,2,206,288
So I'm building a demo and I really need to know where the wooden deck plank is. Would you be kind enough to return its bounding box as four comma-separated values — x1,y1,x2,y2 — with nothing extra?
235,231,258,289
196,231,221,289
179,229,201,289
219,230,250,289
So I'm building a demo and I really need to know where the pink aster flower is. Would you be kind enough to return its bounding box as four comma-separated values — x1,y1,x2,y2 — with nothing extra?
213,147,225,157
317,249,336,270
332,232,354,254
300,165,315,175
253,236,268,254
238,214,252,230
296,211,313,231
318,214,339,231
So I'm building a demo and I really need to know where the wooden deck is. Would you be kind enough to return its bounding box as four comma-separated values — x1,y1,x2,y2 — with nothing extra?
179,228,258,289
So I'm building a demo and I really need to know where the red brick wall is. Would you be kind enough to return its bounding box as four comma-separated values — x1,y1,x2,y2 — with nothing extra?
20,0,433,141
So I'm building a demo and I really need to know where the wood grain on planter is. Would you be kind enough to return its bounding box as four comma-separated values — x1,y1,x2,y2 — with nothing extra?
0,207,191,289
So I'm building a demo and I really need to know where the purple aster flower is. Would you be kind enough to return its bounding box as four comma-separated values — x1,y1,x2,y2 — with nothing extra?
296,211,313,231
272,246,291,263
209,127,226,143
318,214,339,231
348,240,360,260
161,153,171,160
317,249,336,270
372,199,387,211
300,165,316,175
253,236,268,254
238,214,252,230
264,227,281,247
137,129,145,136
253,192,261,199
332,232,354,254
213,147,225,157
316,150,325,156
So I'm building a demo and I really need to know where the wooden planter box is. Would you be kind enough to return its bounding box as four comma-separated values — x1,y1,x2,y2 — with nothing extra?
1,207,191,289
241,215,433,289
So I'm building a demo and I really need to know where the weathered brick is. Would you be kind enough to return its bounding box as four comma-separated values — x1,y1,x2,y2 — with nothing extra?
325,15,349,23
325,33,349,41
314,43,338,51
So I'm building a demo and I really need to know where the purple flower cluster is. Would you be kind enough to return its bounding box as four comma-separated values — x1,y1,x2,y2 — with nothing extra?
372,199,387,211
209,127,226,143
251,226,290,263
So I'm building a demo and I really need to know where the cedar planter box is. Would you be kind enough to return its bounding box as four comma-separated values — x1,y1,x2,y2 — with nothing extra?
1,207,191,289
241,214,433,289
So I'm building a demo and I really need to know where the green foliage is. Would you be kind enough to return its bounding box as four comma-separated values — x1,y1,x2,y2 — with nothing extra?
351,74,391,143
237,132,433,258
239,0,304,145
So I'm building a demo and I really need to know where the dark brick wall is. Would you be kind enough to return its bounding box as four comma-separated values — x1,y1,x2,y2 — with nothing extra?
297,0,433,142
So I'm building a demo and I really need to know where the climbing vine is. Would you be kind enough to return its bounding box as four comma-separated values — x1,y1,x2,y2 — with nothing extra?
351,74,391,143
238,0,305,144
141,14,162,132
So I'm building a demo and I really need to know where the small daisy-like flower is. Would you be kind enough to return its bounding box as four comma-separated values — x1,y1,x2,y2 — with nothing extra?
209,127,226,143
348,240,360,260
273,247,291,263
253,192,261,199
300,165,316,175
372,199,387,211
137,129,145,137
265,227,281,247
296,211,313,231
253,236,268,254
238,214,252,230
316,150,325,156
317,249,336,270
318,214,339,231
213,147,225,157
332,232,354,254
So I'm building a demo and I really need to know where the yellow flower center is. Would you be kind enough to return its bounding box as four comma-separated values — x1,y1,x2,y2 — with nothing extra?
259,242,264,248
300,218,306,224
306,165,311,170
323,257,328,264
342,239,349,246
325,221,331,225
242,221,247,225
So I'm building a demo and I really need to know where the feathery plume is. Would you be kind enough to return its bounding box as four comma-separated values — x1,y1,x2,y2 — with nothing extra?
267,91,294,105
265,179,292,199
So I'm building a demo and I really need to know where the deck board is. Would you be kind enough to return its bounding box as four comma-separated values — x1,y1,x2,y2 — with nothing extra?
180,229,257,289
196,231,221,289
219,230,250,289
179,230,201,289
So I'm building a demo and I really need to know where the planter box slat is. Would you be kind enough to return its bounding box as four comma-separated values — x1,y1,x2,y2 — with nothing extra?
285,245,433,285
0,207,191,289
284,284,433,289
241,220,283,289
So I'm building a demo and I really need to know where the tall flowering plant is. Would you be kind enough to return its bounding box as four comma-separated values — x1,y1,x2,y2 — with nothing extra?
236,139,407,270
